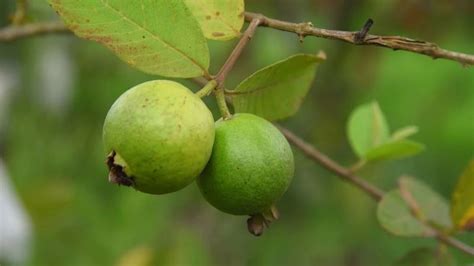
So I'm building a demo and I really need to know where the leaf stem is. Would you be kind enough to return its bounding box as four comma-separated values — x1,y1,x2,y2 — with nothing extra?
11,0,28,25
215,86,231,120
349,159,367,173
195,80,217,98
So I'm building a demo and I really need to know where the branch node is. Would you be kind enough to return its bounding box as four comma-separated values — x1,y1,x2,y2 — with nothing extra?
354,18,374,44
295,22,312,43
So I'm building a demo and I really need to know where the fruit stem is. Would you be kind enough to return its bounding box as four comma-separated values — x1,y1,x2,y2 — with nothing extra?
215,86,232,119
195,80,217,98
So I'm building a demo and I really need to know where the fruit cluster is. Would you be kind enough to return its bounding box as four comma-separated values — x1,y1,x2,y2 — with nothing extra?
103,80,294,235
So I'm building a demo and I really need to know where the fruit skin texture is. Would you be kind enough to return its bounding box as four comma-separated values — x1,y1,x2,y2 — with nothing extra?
197,113,294,215
103,80,215,195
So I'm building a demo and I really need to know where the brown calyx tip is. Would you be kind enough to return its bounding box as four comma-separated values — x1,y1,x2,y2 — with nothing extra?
247,205,280,237
247,214,266,236
106,151,135,187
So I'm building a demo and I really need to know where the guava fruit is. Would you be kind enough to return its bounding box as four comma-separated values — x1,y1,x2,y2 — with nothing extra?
103,80,215,195
197,113,294,216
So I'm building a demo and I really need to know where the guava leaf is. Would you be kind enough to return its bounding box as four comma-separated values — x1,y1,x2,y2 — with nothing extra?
50,0,209,78
451,159,474,231
377,190,432,237
391,126,419,141
184,0,244,40
347,101,390,158
377,177,452,237
399,177,452,230
365,140,425,162
393,247,455,266
228,54,324,121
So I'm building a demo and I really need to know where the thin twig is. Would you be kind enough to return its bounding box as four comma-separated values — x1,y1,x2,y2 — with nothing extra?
276,125,385,201
436,234,474,257
278,125,474,257
245,12,474,66
0,21,67,42
215,18,261,86
2,12,473,66
212,18,261,119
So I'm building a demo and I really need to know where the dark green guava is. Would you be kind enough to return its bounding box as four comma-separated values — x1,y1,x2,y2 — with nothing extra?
197,113,294,215
103,80,215,194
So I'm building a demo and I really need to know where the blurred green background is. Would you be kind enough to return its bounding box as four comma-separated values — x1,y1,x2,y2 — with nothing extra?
0,0,473,265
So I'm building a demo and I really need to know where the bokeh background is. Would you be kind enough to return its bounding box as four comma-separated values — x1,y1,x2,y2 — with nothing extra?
0,0,473,265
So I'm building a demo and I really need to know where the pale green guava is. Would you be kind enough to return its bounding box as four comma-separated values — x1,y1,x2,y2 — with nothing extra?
103,80,215,194
197,113,294,215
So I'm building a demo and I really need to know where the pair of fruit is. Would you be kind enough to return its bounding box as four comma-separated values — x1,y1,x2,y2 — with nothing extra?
103,80,294,229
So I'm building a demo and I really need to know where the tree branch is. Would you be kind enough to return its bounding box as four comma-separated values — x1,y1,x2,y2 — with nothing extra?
277,125,474,257
245,12,474,66
213,18,261,119
2,11,473,66
215,18,261,86
0,21,67,42
276,125,384,201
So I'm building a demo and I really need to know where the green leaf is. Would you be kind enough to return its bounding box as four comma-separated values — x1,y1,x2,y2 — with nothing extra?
377,190,431,237
184,0,244,40
451,159,474,231
391,126,419,141
347,101,390,158
377,177,451,237
50,0,209,78
399,177,452,229
393,247,455,266
365,140,425,162
228,54,324,121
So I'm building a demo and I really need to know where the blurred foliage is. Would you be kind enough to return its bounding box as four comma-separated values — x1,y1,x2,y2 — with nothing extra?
0,0,473,265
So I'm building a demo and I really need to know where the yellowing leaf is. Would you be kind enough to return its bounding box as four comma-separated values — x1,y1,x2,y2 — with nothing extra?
451,159,474,231
116,245,155,266
458,206,474,230
50,0,209,78
184,0,244,40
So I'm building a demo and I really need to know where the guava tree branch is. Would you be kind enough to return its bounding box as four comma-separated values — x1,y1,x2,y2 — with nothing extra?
277,126,384,201
0,21,67,42
2,12,473,66
277,125,474,257
245,12,474,66
215,18,261,86
213,18,262,120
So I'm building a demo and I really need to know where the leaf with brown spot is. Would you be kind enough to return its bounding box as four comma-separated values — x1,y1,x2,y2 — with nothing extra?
49,0,209,78
184,0,244,41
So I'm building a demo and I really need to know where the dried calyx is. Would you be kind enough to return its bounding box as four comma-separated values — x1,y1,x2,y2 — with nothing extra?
106,151,135,187
247,206,279,236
